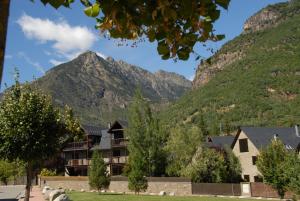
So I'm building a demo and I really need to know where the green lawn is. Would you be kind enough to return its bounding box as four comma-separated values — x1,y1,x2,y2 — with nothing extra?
67,192,268,201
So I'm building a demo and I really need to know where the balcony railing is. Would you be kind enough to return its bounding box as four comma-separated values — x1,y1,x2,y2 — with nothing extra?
111,138,128,147
65,156,127,167
66,159,91,166
63,141,90,151
111,156,127,164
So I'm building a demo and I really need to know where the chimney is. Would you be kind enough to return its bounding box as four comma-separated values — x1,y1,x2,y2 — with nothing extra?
295,125,300,137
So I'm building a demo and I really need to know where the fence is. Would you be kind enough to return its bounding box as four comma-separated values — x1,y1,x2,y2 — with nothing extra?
250,182,293,199
38,177,297,198
192,183,241,196
39,176,192,196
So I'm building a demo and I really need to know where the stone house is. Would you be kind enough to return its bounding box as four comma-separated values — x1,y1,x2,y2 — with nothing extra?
231,126,300,182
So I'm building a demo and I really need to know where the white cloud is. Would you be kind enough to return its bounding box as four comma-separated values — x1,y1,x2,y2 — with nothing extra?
49,59,65,66
18,52,45,74
5,54,13,59
188,74,195,81
96,51,107,59
17,14,97,57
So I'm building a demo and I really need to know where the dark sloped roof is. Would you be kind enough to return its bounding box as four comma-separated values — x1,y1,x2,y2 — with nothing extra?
108,120,127,133
117,120,128,127
240,126,300,150
82,125,103,136
91,129,111,150
207,136,235,149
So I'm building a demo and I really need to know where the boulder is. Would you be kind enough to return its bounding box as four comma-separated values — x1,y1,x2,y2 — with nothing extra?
42,186,51,194
49,190,63,201
159,191,166,196
80,189,85,192
169,192,175,196
44,190,53,200
100,190,106,193
53,194,69,201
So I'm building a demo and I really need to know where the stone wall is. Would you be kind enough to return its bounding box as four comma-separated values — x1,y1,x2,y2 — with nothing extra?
39,176,192,196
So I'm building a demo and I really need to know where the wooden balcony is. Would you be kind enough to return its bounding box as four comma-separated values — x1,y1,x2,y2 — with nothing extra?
66,159,91,166
111,138,128,147
111,156,127,164
63,141,90,151
65,156,127,167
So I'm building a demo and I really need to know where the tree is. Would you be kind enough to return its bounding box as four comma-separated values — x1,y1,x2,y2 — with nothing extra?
128,152,148,194
126,88,166,192
256,139,291,199
0,76,81,201
88,150,110,192
0,0,230,85
0,160,14,185
182,148,226,183
223,146,242,183
285,152,300,196
165,125,202,176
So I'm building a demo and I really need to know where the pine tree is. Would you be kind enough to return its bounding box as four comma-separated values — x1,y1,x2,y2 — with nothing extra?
88,150,110,192
126,88,166,192
128,152,148,194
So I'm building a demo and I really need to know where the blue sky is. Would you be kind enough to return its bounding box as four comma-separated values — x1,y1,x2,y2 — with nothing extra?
3,0,286,89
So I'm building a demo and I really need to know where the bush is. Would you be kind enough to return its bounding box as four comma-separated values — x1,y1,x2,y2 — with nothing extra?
40,168,57,176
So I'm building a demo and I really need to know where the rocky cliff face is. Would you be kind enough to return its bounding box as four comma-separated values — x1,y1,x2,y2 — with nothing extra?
192,0,300,89
33,51,191,126
243,8,281,33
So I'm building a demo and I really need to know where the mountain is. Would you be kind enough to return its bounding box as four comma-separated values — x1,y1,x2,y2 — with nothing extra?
31,51,191,126
160,0,300,134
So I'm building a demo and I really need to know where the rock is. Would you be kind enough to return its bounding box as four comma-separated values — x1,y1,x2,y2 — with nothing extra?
159,191,166,196
80,189,85,192
100,190,106,193
53,194,69,201
49,190,63,201
44,190,53,200
42,186,51,194
169,192,175,196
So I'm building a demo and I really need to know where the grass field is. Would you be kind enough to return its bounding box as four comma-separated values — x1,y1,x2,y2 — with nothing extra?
67,192,268,201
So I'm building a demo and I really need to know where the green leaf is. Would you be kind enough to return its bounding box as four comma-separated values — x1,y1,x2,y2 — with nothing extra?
216,34,225,41
177,48,190,60
216,0,230,9
147,29,156,42
48,0,65,9
84,3,100,18
157,41,169,55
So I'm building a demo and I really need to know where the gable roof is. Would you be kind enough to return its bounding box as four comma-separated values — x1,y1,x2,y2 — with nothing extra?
108,120,127,133
232,126,300,150
82,125,103,136
207,136,235,149
91,129,112,150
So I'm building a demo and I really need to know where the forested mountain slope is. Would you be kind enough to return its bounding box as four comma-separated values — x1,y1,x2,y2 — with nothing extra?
160,1,300,134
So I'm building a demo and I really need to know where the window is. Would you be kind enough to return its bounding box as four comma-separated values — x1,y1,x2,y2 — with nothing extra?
252,156,257,165
239,138,249,152
244,175,250,182
113,149,121,157
254,176,263,182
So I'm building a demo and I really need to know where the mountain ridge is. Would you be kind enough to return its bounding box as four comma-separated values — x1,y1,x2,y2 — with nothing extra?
32,50,191,126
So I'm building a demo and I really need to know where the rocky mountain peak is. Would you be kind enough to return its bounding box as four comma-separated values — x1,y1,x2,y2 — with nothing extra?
33,51,191,126
243,1,300,33
192,1,300,89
